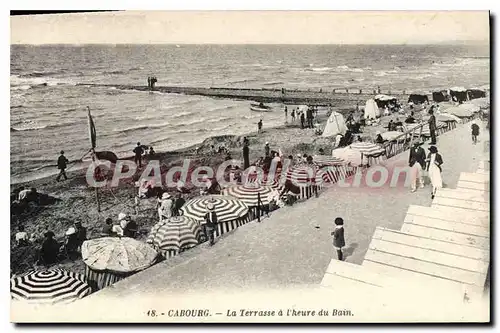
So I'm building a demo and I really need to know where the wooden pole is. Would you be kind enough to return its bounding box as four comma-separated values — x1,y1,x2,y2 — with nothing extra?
257,192,261,222
91,148,101,212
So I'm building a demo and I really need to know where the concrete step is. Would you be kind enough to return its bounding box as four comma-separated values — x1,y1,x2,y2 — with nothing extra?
432,197,489,212
323,258,396,288
457,180,490,192
404,214,489,238
436,188,489,203
321,261,383,292
407,205,489,226
362,260,484,302
401,223,489,249
364,248,487,287
369,237,489,275
459,172,489,183
372,227,489,262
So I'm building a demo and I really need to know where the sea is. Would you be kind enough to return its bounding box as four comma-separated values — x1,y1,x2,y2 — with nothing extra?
10,44,490,183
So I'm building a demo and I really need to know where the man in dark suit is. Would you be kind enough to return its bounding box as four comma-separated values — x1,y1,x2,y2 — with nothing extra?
428,110,437,144
408,140,426,192
204,203,218,246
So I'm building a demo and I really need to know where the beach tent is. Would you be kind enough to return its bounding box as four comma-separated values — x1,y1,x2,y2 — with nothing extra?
82,237,158,291
332,147,363,166
11,269,92,305
449,87,468,103
349,142,386,158
374,94,398,109
437,113,462,123
432,90,450,103
322,111,347,137
466,89,486,100
407,94,429,105
364,99,381,120
147,216,201,259
222,184,274,207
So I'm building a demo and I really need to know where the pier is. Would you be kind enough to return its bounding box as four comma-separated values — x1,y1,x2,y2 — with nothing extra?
78,83,409,105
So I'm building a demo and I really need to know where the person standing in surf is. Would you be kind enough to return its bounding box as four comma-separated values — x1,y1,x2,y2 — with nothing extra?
257,119,263,134
56,150,69,182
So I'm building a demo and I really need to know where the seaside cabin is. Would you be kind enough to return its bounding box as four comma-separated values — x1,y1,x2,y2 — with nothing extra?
432,90,450,103
449,87,468,103
407,93,429,105
374,94,398,109
466,88,487,100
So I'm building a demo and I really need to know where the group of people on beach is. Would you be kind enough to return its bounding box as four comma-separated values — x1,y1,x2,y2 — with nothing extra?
284,105,318,130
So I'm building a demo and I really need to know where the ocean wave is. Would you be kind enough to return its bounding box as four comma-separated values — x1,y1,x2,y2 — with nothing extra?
374,71,389,77
19,70,66,78
129,66,144,71
11,124,47,132
102,70,127,75
182,118,205,126
207,105,235,113
116,122,171,134
10,75,76,88
308,67,333,72
207,116,232,123
262,81,284,86
170,111,194,119
226,78,260,85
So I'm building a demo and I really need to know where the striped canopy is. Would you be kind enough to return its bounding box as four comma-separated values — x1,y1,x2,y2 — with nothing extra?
82,237,158,274
437,113,461,123
381,131,406,141
285,163,319,185
222,184,274,206
332,147,363,166
11,269,91,305
312,155,346,166
349,142,386,157
444,106,474,118
180,195,249,223
315,165,350,185
146,216,201,258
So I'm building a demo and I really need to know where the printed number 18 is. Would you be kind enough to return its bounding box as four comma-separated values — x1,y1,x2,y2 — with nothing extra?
147,310,157,317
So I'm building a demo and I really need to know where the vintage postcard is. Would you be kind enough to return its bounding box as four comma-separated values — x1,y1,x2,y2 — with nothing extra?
10,10,490,323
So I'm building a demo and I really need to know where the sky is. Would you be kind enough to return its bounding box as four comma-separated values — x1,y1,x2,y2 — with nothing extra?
10,11,490,45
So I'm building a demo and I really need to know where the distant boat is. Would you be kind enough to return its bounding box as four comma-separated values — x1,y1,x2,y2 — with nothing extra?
176,44,181,48
250,103,272,112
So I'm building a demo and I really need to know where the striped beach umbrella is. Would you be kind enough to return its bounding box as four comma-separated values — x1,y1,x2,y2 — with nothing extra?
381,131,406,142
332,147,363,166
285,163,319,185
459,103,480,113
349,142,386,157
438,113,461,123
147,216,201,259
312,155,346,166
444,106,474,118
82,237,158,291
222,184,274,206
180,195,249,223
11,269,91,305
82,237,158,273
465,98,489,109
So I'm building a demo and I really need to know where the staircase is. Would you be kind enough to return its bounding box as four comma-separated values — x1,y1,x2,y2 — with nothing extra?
321,160,490,307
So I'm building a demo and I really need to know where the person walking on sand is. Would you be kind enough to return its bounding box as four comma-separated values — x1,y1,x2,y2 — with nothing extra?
426,146,443,199
300,112,305,129
257,119,263,134
408,140,426,192
471,120,480,144
204,202,218,246
331,217,346,261
133,142,144,167
284,106,288,123
428,110,438,145
291,109,296,122
264,142,270,158
56,150,69,182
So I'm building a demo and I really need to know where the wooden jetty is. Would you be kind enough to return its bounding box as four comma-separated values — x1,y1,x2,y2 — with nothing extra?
78,83,409,105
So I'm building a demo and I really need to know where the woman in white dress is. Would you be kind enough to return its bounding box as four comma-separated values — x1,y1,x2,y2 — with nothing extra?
426,146,444,199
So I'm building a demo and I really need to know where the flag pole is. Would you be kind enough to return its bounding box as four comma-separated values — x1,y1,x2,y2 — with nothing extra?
87,106,101,212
